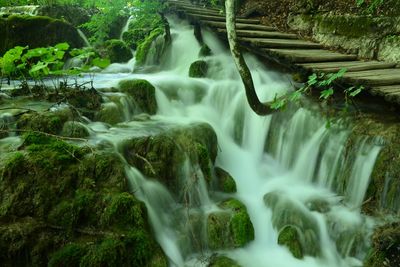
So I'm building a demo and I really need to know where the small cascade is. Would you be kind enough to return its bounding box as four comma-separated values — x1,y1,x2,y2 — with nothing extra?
120,15,134,40
77,29,91,47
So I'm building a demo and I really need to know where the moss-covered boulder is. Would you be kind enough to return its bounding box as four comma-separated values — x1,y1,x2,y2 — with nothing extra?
122,123,217,195
0,15,85,55
16,110,72,135
364,221,400,267
94,102,125,125
208,255,241,267
61,121,90,138
103,39,133,63
118,79,157,115
36,5,92,27
199,44,212,57
189,60,208,78
207,198,254,249
278,225,304,259
63,88,103,119
214,167,237,193
0,133,167,266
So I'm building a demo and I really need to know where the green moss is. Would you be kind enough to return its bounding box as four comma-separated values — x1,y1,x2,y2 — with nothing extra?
364,222,400,267
208,255,241,267
135,27,164,66
207,198,254,249
100,192,147,230
122,123,217,195
278,225,304,259
118,79,157,115
0,15,84,55
199,44,212,57
48,243,88,267
215,167,237,193
104,39,133,63
189,60,208,78
17,112,65,135
61,121,90,138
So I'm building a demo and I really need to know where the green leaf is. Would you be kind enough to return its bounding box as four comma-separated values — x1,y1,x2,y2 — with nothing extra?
92,57,110,69
271,96,287,110
29,61,49,78
55,42,70,51
289,90,302,101
349,86,364,97
320,88,334,99
307,73,318,86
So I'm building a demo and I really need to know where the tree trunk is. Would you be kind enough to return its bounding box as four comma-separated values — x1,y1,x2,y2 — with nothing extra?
225,0,275,115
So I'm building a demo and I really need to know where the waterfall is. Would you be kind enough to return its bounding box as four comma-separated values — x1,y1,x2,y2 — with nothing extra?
0,5,39,16
56,16,381,267
77,29,91,47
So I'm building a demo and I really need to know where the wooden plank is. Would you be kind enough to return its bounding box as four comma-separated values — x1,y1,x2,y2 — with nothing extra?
239,38,322,49
344,69,400,86
370,85,400,96
187,13,259,24
299,61,396,73
263,49,357,63
168,0,220,12
174,6,223,16
202,21,276,31
216,29,298,39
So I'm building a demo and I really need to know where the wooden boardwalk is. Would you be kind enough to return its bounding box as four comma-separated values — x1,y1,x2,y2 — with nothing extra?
168,0,400,105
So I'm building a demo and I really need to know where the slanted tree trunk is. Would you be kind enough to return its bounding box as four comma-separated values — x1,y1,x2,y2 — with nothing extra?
225,0,275,115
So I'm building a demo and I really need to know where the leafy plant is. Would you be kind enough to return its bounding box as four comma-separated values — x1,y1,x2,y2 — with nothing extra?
271,68,364,110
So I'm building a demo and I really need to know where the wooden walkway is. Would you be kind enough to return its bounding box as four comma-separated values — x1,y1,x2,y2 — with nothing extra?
168,0,400,105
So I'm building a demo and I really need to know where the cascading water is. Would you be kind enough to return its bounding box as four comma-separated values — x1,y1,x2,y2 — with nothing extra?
0,16,381,267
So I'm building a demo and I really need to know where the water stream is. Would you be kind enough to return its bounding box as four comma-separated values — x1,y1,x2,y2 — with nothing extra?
0,16,381,267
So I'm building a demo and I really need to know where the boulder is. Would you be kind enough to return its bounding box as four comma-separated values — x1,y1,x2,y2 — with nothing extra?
103,39,132,63
118,79,157,115
189,60,208,78
277,225,304,259
61,121,90,138
122,123,218,195
207,198,254,249
208,255,241,267
0,15,85,55
214,167,237,193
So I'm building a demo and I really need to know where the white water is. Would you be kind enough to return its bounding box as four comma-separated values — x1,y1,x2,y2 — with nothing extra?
0,16,381,267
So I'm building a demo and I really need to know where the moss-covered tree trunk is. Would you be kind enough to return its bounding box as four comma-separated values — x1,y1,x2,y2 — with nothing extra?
225,0,275,116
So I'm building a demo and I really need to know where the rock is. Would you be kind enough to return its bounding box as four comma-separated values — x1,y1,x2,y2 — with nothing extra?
118,79,157,115
122,123,217,195
16,110,71,135
278,225,304,259
214,167,237,193
189,60,208,78
207,198,254,249
0,133,167,266
61,121,90,138
0,14,85,55
364,221,400,267
208,255,241,267
63,88,103,119
103,39,133,63
36,5,92,27
199,44,212,57
94,102,125,125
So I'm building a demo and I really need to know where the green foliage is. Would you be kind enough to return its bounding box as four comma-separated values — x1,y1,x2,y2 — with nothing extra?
0,0,97,7
103,39,132,63
356,0,385,13
271,68,364,110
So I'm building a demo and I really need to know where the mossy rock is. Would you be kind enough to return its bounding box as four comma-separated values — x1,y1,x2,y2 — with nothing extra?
94,102,125,125
214,167,237,193
135,27,166,66
207,198,254,249
118,79,157,115
61,121,90,138
364,221,400,267
263,191,320,257
278,225,304,259
0,14,85,55
16,110,71,135
63,88,103,119
103,39,133,63
122,123,217,195
208,255,241,267
199,44,212,57
189,60,208,78
37,5,92,27
0,133,166,266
